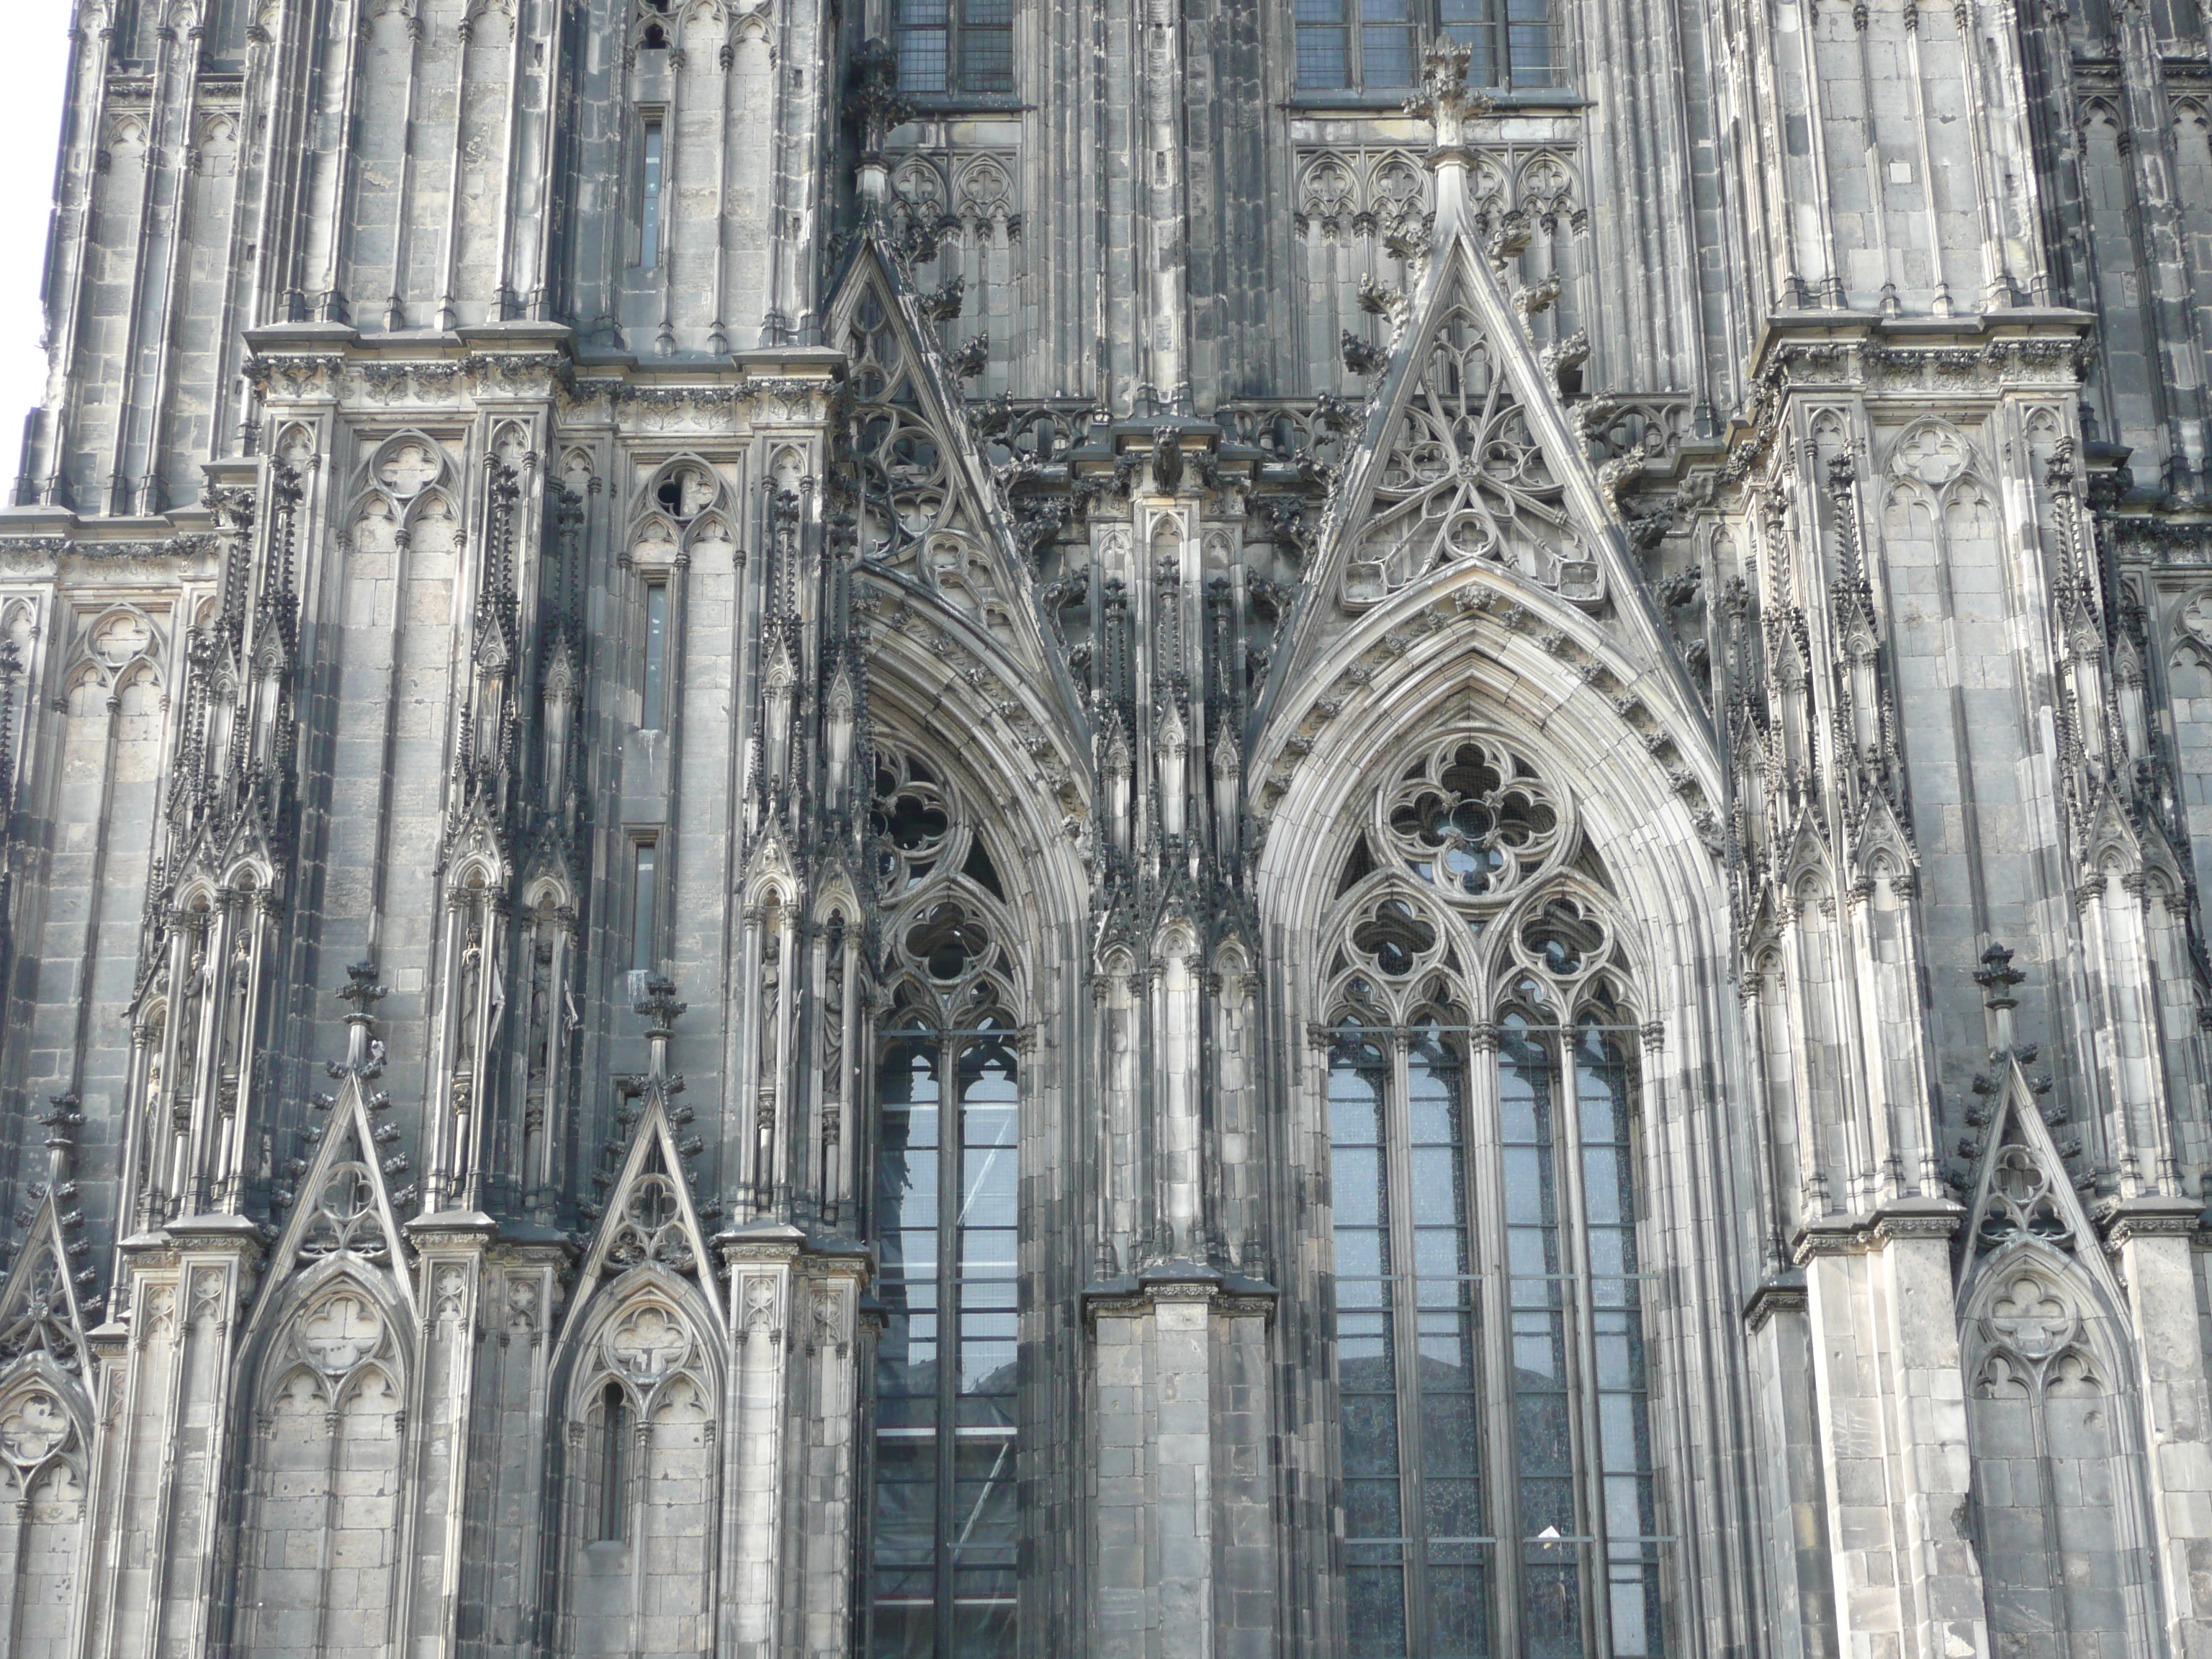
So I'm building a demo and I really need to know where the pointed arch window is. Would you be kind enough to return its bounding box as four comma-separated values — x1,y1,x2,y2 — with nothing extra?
1323,766,1663,1659
871,889,1021,1659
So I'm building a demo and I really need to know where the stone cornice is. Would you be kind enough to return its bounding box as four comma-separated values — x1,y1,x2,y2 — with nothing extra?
240,323,846,420
1741,1274,1807,1331
1791,1195,1964,1260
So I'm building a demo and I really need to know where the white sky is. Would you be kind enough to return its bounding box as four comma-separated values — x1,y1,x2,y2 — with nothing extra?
0,11,73,497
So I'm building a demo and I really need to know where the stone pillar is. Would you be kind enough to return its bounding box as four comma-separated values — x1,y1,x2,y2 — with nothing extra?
779,1244,871,1659
1746,1280,1839,1659
1088,1267,1277,1659
2108,1202,2212,1657
397,1213,499,1659
1802,1206,1988,1659
84,1217,260,1659
720,1224,801,1659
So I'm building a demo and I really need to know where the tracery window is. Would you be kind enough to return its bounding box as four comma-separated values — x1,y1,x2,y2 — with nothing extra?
870,757,1022,1659
1323,737,1663,1659
895,0,1015,96
1294,0,1561,92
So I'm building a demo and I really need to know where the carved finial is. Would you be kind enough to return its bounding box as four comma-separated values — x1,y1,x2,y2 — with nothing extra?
637,974,687,1081
1974,942,2026,1051
336,961,390,1073
37,1093,82,1190
1401,38,1492,157
846,37,909,205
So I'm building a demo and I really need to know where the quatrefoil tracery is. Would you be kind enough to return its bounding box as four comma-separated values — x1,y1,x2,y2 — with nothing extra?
1380,738,1570,912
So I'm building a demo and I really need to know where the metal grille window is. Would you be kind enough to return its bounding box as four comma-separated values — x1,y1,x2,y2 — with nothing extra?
1294,0,1563,91
896,0,1015,96
1326,1010,1662,1658
872,1012,1020,1659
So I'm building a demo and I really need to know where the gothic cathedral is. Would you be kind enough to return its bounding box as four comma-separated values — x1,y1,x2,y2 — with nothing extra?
0,0,2208,1655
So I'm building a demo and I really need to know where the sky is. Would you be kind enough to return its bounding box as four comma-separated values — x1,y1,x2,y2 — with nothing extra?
0,10,72,497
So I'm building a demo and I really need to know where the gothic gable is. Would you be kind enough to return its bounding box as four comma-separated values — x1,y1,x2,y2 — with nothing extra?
0,1196,92,1380
249,1061,418,1330
1272,197,1674,700
828,237,1059,690
558,1092,723,1346
1958,1058,2120,1311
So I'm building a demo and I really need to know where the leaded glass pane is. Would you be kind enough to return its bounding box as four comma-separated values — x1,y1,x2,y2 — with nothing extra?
1296,17,1352,88
873,1010,1022,1657
1578,1025,1663,1657
1501,1017,1583,1631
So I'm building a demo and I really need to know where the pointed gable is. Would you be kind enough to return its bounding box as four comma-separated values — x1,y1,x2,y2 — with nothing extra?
1959,1059,2119,1305
1333,240,1607,613
557,1094,724,1347
557,977,723,1349
0,1195,93,1378
251,1066,418,1323
1271,48,1686,705
827,235,1057,680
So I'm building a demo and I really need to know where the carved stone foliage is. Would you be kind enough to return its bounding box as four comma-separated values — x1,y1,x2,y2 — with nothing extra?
1344,280,1601,610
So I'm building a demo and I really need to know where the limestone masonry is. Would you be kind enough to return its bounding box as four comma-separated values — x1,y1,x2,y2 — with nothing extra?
0,0,2210,1655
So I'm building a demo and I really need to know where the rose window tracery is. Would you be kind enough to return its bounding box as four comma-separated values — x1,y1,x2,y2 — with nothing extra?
1974,1144,2074,1256
1380,737,1570,910
843,287,956,567
603,1301,695,1385
871,752,956,893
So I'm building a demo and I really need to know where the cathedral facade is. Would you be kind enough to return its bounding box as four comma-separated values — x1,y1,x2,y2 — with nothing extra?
0,0,2210,1655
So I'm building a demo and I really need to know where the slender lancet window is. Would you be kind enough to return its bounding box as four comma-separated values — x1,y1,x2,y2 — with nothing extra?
631,842,657,973
870,816,1021,1659
1326,736,1665,1658
642,583,668,729
640,120,664,271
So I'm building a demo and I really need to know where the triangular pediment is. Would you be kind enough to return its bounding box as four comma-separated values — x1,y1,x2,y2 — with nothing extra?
557,1090,724,1348
0,1193,93,1377
249,1065,417,1331
1266,176,1689,723
827,239,1060,679
1958,1059,2118,1306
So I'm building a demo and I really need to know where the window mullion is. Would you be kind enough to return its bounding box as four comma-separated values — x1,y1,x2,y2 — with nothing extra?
1383,1033,1429,1658
1467,1026,1520,1659
938,1034,960,1656
1553,1029,1610,1659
